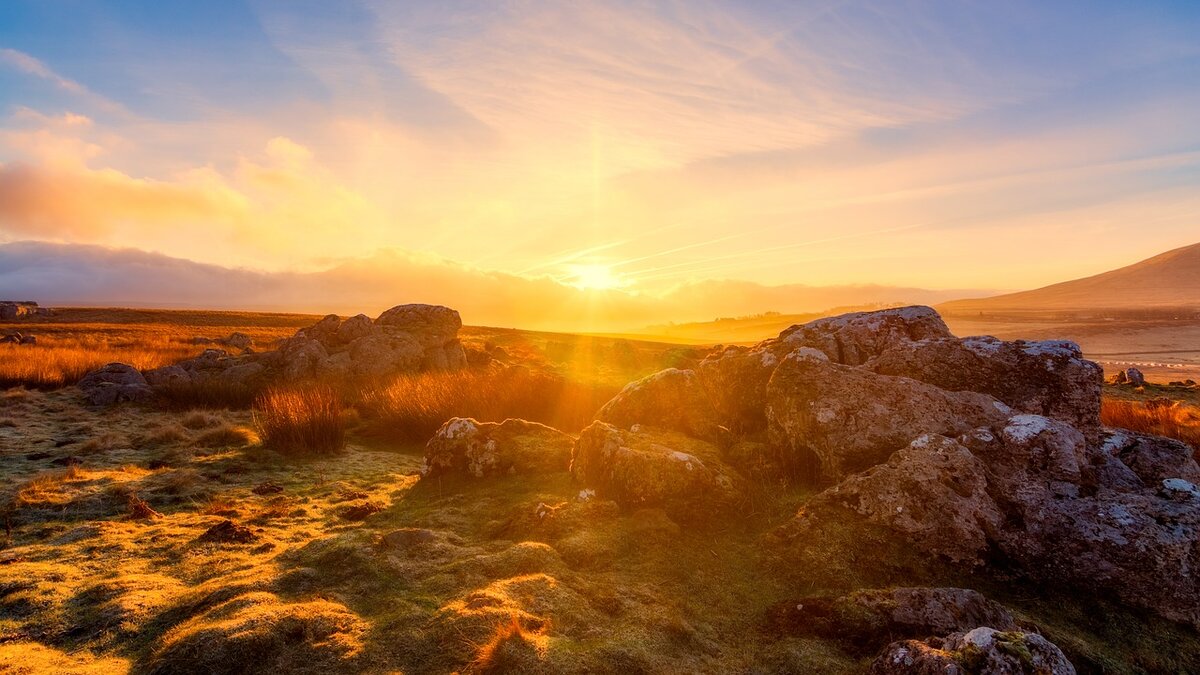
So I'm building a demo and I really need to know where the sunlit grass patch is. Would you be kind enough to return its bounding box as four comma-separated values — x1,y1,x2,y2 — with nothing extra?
359,367,617,442
1102,398,1200,455
254,386,346,456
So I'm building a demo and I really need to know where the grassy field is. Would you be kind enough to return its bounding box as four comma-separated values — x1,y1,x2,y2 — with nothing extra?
0,307,1198,672
0,308,317,388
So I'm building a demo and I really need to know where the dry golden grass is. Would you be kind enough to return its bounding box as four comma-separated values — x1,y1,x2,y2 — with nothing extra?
254,386,346,456
1101,398,1200,454
195,424,259,448
0,308,312,389
359,367,618,441
0,339,196,389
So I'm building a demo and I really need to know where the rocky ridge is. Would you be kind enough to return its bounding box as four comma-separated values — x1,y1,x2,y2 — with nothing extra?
79,304,468,404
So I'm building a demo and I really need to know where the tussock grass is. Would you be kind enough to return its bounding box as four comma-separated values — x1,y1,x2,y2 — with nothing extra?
1102,398,1200,454
195,424,259,449
254,386,346,456
359,368,618,442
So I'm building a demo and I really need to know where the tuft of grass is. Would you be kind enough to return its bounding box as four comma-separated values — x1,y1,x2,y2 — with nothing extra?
359,368,617,442
467,614,548,674
253,386,346,456
1102,398,1200,456
77,432,129,454
180,411,223,430
195,424,258,449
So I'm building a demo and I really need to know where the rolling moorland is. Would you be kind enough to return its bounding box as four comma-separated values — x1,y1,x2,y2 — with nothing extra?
0,298,1197,674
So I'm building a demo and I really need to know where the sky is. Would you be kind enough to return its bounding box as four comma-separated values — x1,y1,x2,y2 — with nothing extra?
1,1,1199,326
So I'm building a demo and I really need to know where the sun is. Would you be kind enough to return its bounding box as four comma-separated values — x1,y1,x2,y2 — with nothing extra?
565,263,624,290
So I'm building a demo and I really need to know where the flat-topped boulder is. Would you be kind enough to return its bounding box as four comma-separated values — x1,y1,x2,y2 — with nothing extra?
422,417,575,478
571,422,745,521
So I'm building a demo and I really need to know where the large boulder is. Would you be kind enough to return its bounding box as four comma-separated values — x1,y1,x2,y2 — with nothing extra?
336,314,377,344
78,363,153,405
778,306,952,366
1099,428,1200,486
142,364,191,386
571,422,744,520
695,346,778,433
422,418,574,478
765,349,1012,482
871,627,1075,674
595,368,723,441
788,434,1003,565
870,336,1103,439
347,333,424,376
375,304,462,348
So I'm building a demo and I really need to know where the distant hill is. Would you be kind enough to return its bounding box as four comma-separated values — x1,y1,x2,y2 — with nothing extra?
940,242,1200,315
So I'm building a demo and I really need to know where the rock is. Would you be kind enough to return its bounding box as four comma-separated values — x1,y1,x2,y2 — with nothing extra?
0,334,19,344
142,365,191,386
375,303,463,348
224,332,253,350
278,338,329,380
791,435,1003,565
778,305,952,366
782,414,1200,629
1113,370,1128,384
335,314,376,344
695,346,778,433
765,350,1012,482
18,335,35,345
1098,428,1200,486
217,362,267,383
303,314,343,347
0,301,40,320
870,336,1103,438
1124,367,1146,386
571,422,744,520
871,627,1075,674
78,363,153,405
347,333,424,376
422,417,575,478
777,587,1017,646
594,368,723,441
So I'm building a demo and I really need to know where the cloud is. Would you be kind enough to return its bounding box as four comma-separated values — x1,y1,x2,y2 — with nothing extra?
0,241,983,332
0,48,125,114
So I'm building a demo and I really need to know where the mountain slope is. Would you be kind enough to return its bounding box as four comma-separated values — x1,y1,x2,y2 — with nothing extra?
940,242,1200,313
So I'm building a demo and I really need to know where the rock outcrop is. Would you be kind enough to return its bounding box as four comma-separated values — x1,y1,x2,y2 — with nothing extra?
422,418,575,478
81,303,470,399
583,305,1200,630
0,301,49,320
